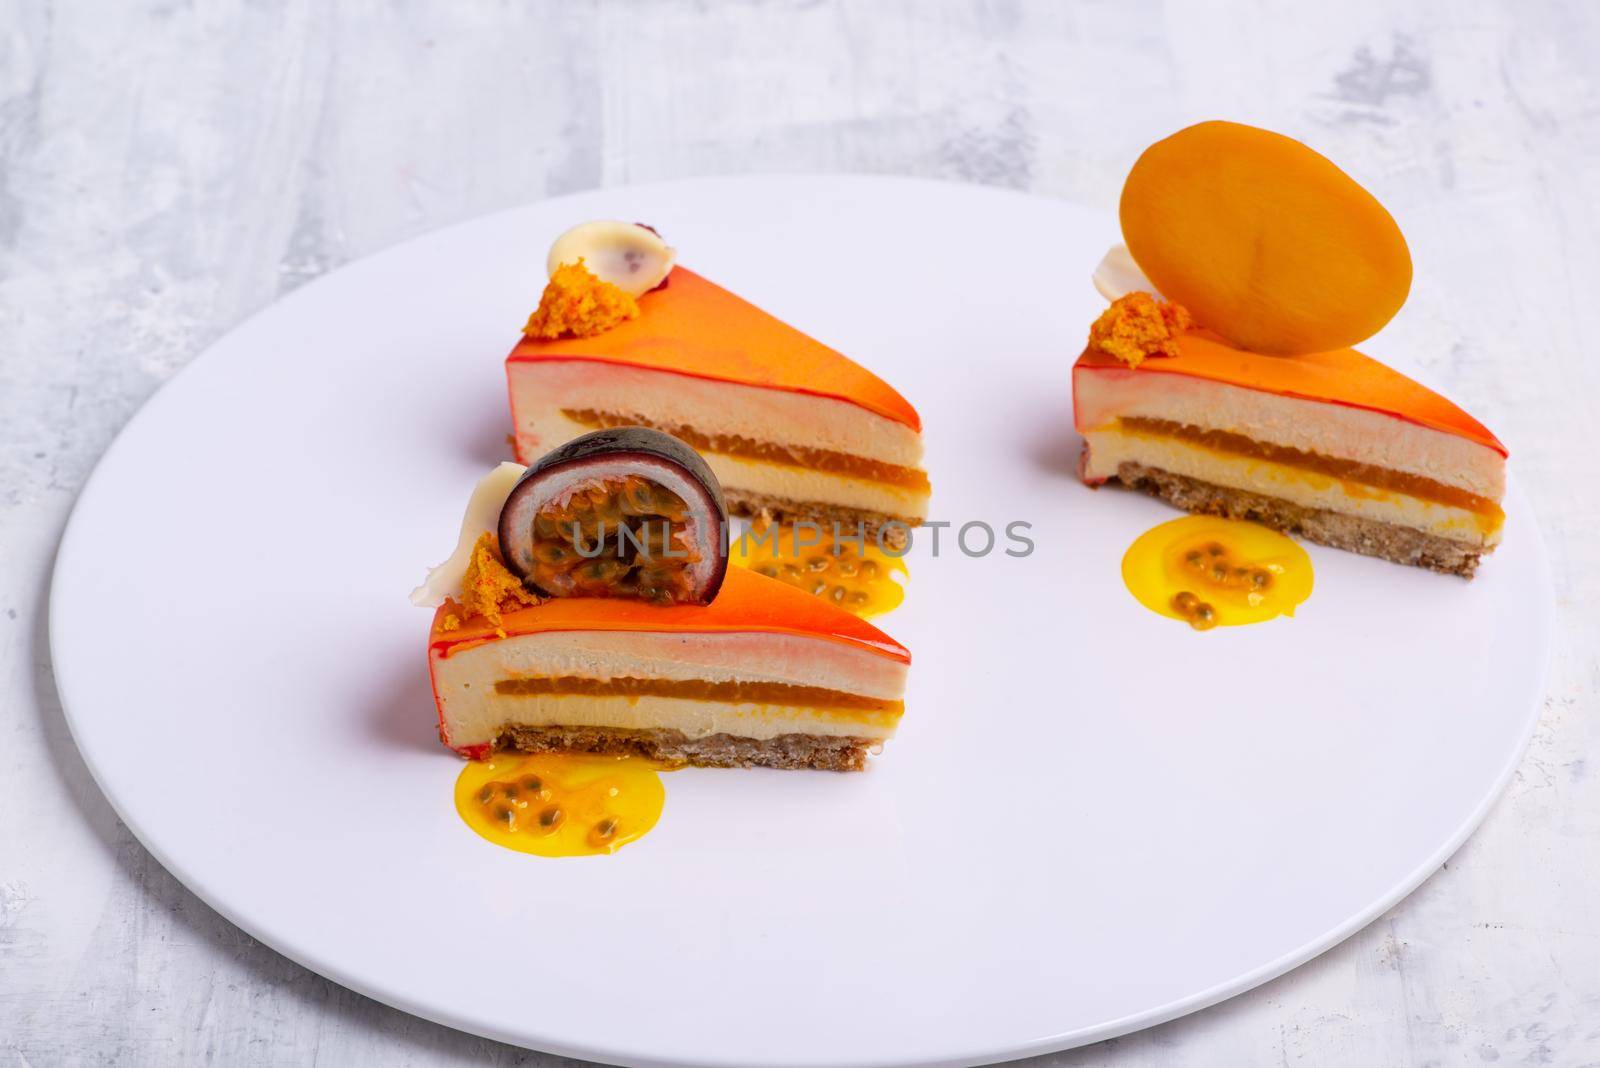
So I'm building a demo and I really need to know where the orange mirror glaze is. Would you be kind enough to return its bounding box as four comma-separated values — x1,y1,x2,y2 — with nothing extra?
1120,121,1413,356
430,565,911,664
508,268,921,432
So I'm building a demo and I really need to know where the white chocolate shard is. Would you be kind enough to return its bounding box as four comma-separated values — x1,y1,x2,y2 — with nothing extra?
410,462,528,607
547,220,675,296
1092,243,1162,302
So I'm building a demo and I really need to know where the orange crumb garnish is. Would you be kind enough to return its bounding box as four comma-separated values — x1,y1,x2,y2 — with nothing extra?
445,532,541,637
523,260,640,339
1086,292,1195,368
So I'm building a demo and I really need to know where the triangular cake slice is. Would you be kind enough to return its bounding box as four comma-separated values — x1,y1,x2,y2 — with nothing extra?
1078,123,1508,576
508,267,928,538
429,567,910,771
1074,331,1507,576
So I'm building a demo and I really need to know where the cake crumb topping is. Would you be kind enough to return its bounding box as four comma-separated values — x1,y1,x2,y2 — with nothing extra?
1087,292,1195,368
523,260,640,339
440,532,542,636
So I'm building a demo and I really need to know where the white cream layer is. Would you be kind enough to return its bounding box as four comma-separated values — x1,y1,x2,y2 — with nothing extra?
515,406,928,521
432,630,907,750
1083,426,1501,547
449,695,894,746
509,358,924,466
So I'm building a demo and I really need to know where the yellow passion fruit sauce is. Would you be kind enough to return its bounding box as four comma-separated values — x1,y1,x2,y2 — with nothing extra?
1122,515,1313,630
455,752,668,857
731,520,908,617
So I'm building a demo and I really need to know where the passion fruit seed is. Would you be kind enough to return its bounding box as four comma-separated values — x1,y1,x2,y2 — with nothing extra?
537,805,564,831
621,479,656,514
591,817,619,843
1174,538,1286,601
578,557,630,584
533,540,574,565
1191,603,1218,631
1171,590,1201,615
492,803,516,827
807,556,831,572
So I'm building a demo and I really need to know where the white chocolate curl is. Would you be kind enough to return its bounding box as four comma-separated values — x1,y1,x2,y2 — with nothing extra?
410,462,528,607
547,220,676,297
1092,243,1162,302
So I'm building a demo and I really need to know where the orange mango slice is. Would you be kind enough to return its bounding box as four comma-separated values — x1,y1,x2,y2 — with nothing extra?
1120,121,1412,356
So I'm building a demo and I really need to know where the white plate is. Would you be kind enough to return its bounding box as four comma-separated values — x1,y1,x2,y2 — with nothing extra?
51,177,1552,1067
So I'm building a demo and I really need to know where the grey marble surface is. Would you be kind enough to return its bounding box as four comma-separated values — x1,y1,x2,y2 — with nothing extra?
3,1,1598,1064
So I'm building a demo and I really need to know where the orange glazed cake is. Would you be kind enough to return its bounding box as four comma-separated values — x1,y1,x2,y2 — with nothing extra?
1074,333,1506,575
1074,122,1507,576
507,222,929,540
429,567,910,771
414,434,912,773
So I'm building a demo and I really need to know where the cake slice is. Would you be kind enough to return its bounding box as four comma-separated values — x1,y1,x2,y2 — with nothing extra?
508,264,928,540
1074,329,1506,575
416,426,912,771
429,567,909,771
1075,122,1508,576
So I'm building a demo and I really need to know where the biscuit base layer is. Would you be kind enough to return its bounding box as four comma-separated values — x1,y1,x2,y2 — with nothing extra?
498,724,879,772
1112,461,1487,577
725,490,918,551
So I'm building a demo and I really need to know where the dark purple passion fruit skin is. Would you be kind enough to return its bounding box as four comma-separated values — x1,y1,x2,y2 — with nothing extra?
497,427,729,603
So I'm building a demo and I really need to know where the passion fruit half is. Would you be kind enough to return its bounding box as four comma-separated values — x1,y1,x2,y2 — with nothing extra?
497,427,728,604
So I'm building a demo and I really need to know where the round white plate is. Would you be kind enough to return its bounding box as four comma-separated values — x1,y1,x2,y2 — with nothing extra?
52,177,1551,1067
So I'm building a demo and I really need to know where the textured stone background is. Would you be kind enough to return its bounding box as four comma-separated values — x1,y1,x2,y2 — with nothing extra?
2,1,1597,1063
